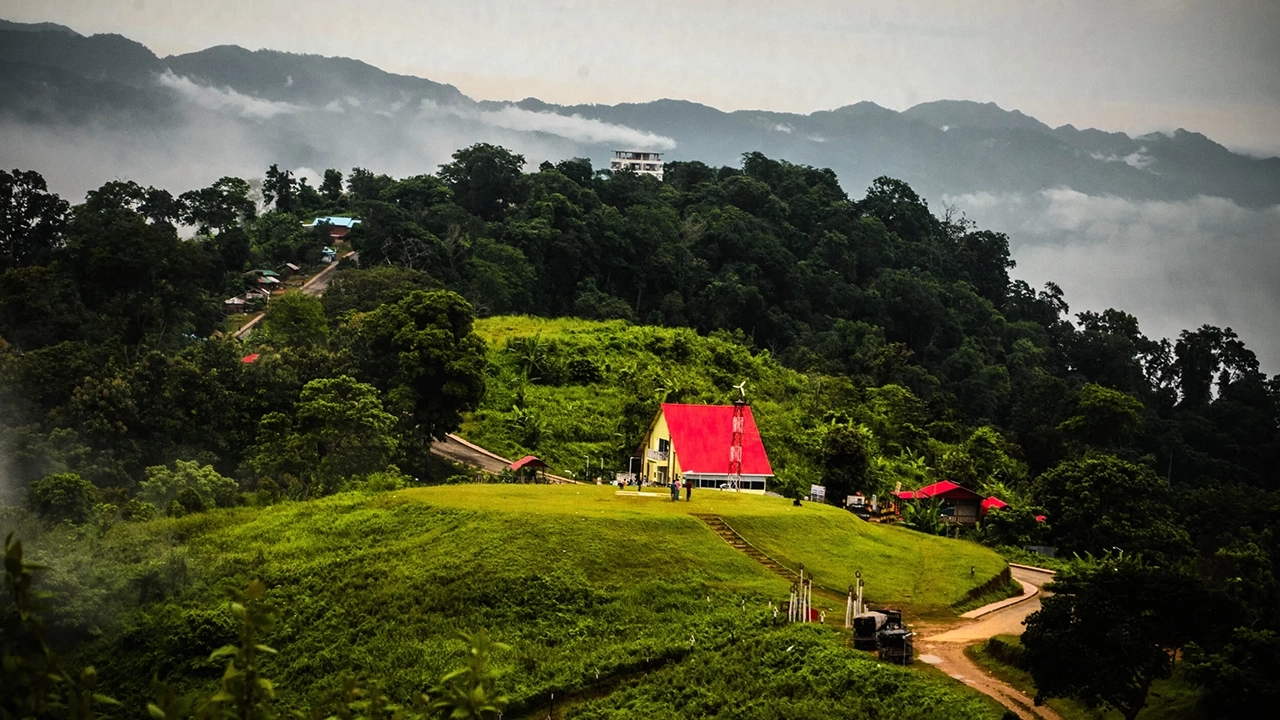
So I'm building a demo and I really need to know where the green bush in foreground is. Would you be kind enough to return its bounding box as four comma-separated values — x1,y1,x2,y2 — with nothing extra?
566,623,1004,719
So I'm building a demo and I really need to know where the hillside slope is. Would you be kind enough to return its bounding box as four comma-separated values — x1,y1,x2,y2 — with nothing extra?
52,485,1005,715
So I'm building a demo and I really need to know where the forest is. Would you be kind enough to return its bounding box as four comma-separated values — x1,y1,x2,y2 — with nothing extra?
1,145,1278,718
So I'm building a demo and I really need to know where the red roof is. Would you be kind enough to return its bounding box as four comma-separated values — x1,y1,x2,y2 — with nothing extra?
981,496,1009,515
661,403,773,476
894,480,983,501
241,353,260,364
510,455,549,471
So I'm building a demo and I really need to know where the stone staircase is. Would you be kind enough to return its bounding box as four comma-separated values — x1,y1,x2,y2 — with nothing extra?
692,513,797,581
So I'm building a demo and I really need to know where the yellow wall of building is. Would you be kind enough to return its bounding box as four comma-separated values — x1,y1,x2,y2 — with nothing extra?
641,409,682,485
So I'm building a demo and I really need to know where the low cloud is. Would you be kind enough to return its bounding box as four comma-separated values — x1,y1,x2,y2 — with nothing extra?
421,100,677,150
1090,146,1155,170
949,188,1280,374
157,71,304,120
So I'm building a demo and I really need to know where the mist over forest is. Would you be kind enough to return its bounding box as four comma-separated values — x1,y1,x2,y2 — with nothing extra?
2,18,1279,372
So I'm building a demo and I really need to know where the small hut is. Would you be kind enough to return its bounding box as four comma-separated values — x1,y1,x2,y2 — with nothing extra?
893,480,984,526
510,455,549,484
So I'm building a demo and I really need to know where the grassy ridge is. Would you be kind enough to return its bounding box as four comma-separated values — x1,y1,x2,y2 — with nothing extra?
463,316,837,490
399,484,1008,610
721,509,1007,612
70,485,1005,714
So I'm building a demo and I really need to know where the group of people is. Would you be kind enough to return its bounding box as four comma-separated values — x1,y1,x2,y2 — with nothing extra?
617,474,693,501
670,477,692,502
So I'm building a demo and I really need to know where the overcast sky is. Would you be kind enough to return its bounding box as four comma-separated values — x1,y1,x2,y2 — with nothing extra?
4,0,1279,155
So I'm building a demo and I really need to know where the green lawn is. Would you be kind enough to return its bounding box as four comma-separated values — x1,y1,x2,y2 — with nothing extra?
386,484,1008,610
55,484,1006,716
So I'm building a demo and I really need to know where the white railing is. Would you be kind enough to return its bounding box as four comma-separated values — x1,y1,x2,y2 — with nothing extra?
646,449,669,461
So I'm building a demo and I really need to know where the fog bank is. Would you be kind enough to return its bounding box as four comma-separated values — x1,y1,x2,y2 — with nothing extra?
950,189,1280,374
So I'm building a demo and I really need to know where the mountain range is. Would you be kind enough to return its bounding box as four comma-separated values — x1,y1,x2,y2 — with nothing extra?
2,18,1277,209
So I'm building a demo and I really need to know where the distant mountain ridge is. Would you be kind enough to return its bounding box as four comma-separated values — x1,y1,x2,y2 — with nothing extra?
1,18,1277,208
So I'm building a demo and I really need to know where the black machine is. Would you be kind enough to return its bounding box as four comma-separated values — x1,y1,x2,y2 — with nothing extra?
876,609,913,665
852,611,887,650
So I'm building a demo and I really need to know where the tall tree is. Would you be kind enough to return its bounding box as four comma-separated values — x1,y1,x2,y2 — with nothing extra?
343,290,486,473
1023,555,1195,720
438,144,527,221
262,164,296,214
1033,455,1190,558
0,169,69,271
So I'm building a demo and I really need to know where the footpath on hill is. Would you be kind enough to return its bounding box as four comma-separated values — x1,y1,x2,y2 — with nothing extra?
917,565,1060,720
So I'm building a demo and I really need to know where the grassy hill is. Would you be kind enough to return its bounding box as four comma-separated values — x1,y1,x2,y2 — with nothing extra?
461,316,852,492
42,484,1007,717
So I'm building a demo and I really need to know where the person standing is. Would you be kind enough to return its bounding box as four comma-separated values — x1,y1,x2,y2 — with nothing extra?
670,478,679,502
685,477,693,502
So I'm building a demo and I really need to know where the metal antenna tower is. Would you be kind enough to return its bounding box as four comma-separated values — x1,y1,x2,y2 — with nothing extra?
728,382,747,492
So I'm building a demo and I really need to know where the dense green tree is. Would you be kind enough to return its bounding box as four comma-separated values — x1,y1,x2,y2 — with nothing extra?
319,169,344,202
1057,382,1144,449
438,144,527,221
259,291,328,348
58,183,221,353
343,290,487,473
821,423,874,501
1032,455,1190,558
138,459,240,513
347,167,394,201
1023,555,1195,720
1186,628,1280,718
321,266,438,319
0,265,87,350
262,164,296,213
26,472,97,524
462,238,535,317
249,375,397,494
0,169,69,271
178,176,257,235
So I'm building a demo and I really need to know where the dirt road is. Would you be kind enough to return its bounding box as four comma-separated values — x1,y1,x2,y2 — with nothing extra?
917,566,1059,720
233,252,354,339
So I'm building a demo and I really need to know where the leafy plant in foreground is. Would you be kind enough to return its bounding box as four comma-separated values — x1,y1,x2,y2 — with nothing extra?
197,579,279,720
1,533,118,720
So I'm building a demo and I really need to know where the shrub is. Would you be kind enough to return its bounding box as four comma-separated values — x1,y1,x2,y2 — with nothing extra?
26,472,97,524
123,498,158,522
139,460,240,514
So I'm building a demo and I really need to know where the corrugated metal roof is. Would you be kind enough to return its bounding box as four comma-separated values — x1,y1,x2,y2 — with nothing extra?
660,403,773,476
303,216,361,228
510,455,548,471
894,480,983,501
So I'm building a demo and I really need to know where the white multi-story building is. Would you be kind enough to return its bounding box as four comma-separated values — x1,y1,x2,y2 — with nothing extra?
610,150,664,180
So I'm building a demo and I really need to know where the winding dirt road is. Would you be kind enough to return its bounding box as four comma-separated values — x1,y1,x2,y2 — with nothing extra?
232,251,355,339
917,565,1059,719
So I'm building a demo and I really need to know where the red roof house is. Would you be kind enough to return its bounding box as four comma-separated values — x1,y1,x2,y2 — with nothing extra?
893,480,984,526
640,403,773,493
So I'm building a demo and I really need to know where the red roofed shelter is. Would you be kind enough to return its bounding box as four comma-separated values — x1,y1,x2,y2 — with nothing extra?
640,403,774,493
893,480,984,526
510,455,549,483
